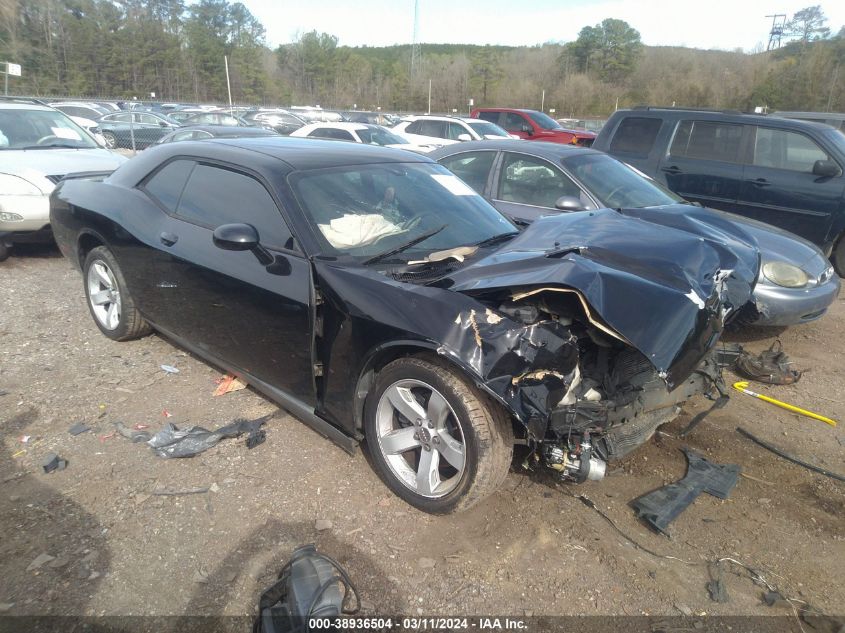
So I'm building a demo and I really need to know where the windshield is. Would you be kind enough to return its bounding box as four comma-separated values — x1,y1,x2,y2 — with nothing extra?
357,126,408,146
291,162,515,260
526,110,563,131
0,108,98,149
467,120,510,138
563,153,684,208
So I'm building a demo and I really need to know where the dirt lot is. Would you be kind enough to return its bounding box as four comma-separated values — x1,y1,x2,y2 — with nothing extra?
1,244,843,623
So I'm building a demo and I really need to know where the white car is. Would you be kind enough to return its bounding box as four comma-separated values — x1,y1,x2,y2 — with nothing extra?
290,122,436,153
0,101,127,261
68,115,107,147
391,115,516,148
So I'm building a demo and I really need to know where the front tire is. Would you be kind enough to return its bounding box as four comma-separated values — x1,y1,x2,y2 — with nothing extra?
0,241,9,262
83,246,151,341
364,356,513,514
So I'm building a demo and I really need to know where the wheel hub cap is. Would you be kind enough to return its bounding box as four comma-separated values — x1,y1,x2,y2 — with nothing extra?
375,379,466,499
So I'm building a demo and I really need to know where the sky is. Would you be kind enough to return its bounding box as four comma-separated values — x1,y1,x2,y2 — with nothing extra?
239,0,845,52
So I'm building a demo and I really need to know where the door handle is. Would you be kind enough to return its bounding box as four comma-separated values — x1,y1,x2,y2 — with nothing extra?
160,232,179,247
661,165,682,174
748,178,770,187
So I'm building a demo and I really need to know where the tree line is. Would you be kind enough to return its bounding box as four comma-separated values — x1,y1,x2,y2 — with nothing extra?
1,0,842,115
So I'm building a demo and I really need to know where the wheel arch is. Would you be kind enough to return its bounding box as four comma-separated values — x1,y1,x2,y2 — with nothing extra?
352,340,518,436
77,229,109,269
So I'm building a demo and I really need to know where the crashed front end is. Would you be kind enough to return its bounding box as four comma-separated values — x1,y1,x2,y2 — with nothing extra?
433,208,760,482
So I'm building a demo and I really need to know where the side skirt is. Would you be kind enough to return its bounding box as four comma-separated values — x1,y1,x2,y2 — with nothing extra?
151,323,359,455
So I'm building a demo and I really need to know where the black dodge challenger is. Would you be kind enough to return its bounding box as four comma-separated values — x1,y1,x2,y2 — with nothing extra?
50,137,760,513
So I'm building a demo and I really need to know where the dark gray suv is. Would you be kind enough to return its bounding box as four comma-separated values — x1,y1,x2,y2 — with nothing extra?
593,107,845,276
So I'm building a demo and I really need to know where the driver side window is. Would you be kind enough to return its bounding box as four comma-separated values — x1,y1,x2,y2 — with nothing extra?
497,153,584,208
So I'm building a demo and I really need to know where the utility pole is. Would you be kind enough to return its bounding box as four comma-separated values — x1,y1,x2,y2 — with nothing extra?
427,79,432,114
224,55,233,114
541,89,545,112
410,0,421,77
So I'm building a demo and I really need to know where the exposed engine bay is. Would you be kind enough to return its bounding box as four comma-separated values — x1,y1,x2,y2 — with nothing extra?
454,288,727,484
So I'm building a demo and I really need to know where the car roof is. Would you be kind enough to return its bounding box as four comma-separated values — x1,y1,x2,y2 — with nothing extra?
211,136,433,170
301,121,369,131
429,139,596,161
0,102,54,111
616,107,836,132
176,125,278,136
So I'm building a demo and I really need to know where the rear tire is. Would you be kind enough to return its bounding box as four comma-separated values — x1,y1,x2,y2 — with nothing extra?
364,355,513,514
83,246,151,341
832,234,845,278
102,131,118,149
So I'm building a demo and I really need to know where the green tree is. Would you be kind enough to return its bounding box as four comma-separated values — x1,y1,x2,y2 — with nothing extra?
569,18,642,83
787,5,830,44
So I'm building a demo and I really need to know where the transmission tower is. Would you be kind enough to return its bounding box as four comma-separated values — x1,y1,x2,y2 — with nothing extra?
410,0,421,76
766,14,787,51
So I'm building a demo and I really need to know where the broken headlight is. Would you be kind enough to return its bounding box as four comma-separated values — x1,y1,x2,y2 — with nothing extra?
762,261,809,288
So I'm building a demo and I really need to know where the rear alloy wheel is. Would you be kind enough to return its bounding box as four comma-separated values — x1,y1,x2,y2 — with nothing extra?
83,246,151,341
365,356,513,514
102,131,117,149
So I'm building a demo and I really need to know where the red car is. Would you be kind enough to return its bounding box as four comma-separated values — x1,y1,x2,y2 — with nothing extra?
471,107,596,146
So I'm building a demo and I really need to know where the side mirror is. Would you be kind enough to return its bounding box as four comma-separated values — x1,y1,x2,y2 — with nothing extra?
457,133,472,142
159,121,168,127
213,223,273,265
813,159,841,178
554,195,585,211
521,124,534,136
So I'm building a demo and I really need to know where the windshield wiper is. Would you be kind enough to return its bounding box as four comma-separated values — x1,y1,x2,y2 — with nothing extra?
362,224,447,266
472,231,520,248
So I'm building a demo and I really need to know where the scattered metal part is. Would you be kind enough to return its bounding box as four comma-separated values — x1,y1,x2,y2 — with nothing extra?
114,421,151,443
737,427,845,483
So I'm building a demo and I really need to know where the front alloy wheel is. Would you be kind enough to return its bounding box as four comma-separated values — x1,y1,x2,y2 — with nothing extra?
365,356,513,514
376,379,466,498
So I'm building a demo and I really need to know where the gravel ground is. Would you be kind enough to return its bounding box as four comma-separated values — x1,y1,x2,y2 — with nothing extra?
1,244,843,623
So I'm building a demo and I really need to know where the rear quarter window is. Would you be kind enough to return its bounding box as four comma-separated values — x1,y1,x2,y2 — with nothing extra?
608,117,662,156
669,120,744,163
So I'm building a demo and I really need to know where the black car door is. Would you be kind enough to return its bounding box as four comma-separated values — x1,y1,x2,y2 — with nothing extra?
737,126,845,244
140,159,315,404
657,119,749,214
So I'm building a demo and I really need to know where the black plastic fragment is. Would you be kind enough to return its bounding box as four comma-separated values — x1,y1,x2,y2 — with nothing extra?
246,429,266,449
68,422,90,436
41,452,67,474
707,562,730,603
148,414,273,458
631,448,740,536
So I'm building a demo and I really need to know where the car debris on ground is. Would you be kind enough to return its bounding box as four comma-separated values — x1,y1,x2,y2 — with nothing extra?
146,414,273,458
40,452,67,474
734,340,802,385
630,448,740,536
737,427,845,482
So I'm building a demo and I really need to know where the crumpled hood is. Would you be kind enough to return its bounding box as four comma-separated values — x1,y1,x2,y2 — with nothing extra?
443,207,760,388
